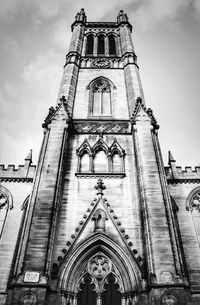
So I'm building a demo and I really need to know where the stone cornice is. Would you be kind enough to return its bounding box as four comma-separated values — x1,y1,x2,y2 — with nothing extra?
167,179,200,184
0,177,33,183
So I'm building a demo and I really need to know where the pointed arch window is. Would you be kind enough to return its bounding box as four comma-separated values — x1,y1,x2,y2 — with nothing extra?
80,152,90,172
86,34,94,55
189,191,200,246
93,149,107,173
77,274,97,305
92,79,111,116
98,34,105,55
0,188,13,239
112,152,122,172
108,35,116,55
102,274,121,305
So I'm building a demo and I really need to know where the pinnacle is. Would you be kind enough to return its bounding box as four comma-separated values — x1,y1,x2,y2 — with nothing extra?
168,151,176,164
25,149,32,163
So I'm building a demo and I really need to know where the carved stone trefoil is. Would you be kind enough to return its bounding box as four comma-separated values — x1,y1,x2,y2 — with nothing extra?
88,254,112,281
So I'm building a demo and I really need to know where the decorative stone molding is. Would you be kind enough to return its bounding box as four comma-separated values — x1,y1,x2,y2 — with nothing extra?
20,292,37,305
131,97,159,130
161,291,178,305
42,96,71,128
92,58,111,68
88,254,112,281
74,121,130,134
75,173,126,178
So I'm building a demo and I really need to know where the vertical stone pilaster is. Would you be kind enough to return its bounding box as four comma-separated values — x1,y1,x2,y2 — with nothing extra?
82,35,87,56
133,114,177,283
105,36,109,56
119,25,135,55
94,35,98,56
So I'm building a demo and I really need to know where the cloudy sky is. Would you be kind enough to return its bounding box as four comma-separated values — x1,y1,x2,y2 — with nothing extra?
0,0,200,168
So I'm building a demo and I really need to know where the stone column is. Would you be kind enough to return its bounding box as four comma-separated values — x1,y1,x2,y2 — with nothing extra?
82,35,87,56
94,35,98,56
105,35,109,56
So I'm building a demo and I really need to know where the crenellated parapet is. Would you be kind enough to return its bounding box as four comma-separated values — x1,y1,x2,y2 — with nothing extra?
165,166,200,183
0,150,36,182
165,151,200,183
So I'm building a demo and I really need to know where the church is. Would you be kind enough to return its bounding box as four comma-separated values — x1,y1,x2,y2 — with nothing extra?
0,9,200,305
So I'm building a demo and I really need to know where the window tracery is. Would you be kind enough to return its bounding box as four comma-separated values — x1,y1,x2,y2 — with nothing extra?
188,189,200,247
76,138,125,174
92,79,111,116
87,77,116,117
77,253,122,305
0,187,13,239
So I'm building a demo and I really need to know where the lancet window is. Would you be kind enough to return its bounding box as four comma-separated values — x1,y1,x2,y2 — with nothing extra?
84,33,118,56
86,34,94,55
98,34,105,55
108,35,116,55
76,138,125,175
92,79,111,116
88,77,116,117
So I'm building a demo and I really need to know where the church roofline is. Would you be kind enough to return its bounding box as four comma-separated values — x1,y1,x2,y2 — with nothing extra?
71,21,132,32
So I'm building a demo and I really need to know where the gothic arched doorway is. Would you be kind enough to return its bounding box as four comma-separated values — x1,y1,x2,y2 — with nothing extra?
77,272,121,305
59,235,142,305
76,254,122,305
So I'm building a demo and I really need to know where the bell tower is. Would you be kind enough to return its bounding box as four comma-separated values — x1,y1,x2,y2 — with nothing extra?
6,9,191,305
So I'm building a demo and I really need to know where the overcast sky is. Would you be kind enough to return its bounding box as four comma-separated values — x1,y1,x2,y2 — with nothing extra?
0,0,200,168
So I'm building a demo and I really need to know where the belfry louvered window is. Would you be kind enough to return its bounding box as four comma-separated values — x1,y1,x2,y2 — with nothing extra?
108,35,116,55
92,79,111,116
86,34,94,55
98,34,105,55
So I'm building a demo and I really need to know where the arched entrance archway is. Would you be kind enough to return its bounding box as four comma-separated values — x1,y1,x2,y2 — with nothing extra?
58,234,143,305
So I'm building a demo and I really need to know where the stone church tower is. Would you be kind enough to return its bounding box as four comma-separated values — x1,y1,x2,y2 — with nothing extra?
0,9,200,305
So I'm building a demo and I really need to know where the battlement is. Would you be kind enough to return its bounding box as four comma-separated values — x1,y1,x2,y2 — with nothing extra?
0,163,36,182
0,150,36,182
165,166,200,182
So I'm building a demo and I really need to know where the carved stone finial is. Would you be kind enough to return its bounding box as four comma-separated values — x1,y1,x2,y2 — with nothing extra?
95,179,106,196
168,151,176,164
117,9,128,23
60,95,67,104
75,8,87,23
136,96,143,104
25,149,32,163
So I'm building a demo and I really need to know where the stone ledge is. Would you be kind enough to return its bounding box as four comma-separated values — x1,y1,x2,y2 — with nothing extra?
75,172,126,178
0,177,33,183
